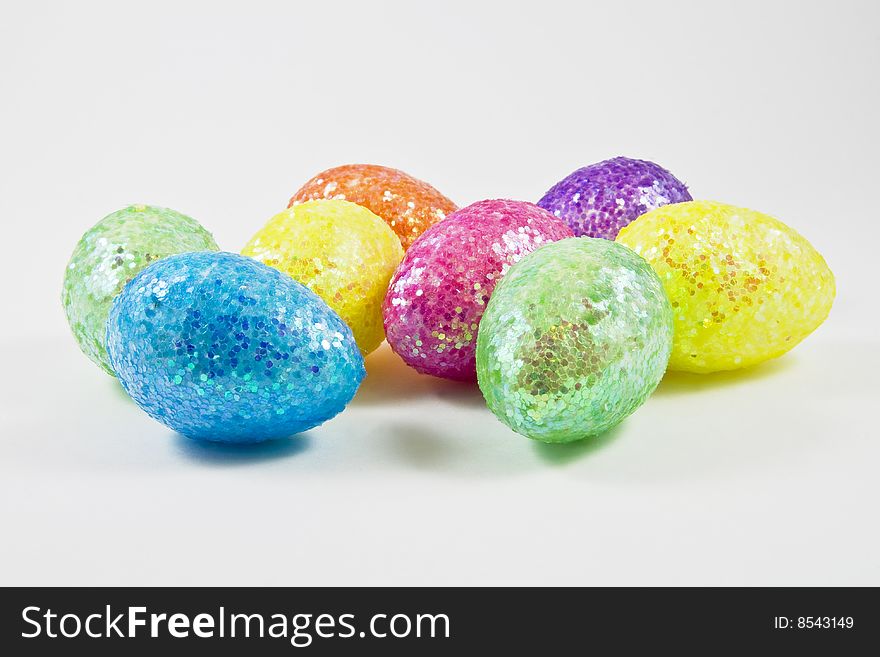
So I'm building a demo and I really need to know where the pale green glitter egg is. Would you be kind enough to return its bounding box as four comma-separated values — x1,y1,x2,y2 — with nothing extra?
476,237,673,443
62,204,219,373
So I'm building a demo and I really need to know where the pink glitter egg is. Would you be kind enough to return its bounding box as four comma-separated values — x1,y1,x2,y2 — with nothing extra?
383,199,573,381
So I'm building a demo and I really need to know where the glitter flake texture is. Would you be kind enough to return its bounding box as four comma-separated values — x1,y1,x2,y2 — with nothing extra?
383,199,573,381
106,252,365,443
242,199,403,356
62,204,219,373
538,157,691,240
289,164,458,250
476,238,673,443
616,200,835,373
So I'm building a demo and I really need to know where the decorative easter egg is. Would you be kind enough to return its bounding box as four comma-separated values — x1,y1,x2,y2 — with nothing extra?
106,252,364,443
241,199,403,356
476,237,673,443
383,199,573,381
537,157,691,240
289,164,458,250
616,200,835,373
62,204,219,373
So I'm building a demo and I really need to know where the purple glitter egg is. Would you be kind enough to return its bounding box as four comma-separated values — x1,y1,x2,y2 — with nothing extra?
537,157,692,240
382,199,573,381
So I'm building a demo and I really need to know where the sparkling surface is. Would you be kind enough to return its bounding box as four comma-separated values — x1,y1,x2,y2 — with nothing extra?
62,205,219,373
538,157,691,240
476,237,673,443
616,200,835,373
383,199,573,381
106,252,365,443
242,199,403,356
289,164,458,250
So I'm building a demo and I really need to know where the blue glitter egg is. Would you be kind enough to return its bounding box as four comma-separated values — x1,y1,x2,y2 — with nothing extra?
106,252,365,442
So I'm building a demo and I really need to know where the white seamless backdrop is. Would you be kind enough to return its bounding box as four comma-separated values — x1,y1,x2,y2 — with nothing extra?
0,0,877,585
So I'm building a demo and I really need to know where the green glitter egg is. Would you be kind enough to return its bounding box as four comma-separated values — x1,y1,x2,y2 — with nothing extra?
62,204,219,373
476,237,673,443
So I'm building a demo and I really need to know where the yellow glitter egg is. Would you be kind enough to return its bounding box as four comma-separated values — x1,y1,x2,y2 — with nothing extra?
616,201,835,373
242,199,404,355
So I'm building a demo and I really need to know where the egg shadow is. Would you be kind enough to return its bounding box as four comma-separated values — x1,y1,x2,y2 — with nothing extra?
173,433,312,465
106,375,135,403
353,344,434,405
532,423,626,465
381,418,618,478
653,354,798,397
384,422,462,471
432,379,486,408
354,343,486,408
382,421,542,478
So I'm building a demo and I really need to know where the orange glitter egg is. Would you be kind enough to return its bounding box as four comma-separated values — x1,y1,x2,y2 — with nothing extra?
288,164,458,250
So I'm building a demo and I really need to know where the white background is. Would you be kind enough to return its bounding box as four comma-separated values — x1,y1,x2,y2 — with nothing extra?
1,0,877,585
